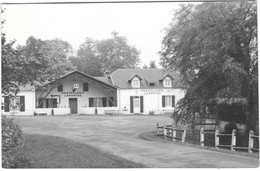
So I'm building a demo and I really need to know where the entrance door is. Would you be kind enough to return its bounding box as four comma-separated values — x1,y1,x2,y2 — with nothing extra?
69,98,78,114
133,96,140,113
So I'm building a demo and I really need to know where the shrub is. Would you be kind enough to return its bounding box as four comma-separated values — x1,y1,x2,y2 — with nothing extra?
149,110,155,115
2,115,30,168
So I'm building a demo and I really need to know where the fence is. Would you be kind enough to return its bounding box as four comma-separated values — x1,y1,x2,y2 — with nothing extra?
157,123,187,143
157,123,259,153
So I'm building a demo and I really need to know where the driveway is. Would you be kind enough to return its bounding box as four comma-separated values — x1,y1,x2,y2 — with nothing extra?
16,115,259,168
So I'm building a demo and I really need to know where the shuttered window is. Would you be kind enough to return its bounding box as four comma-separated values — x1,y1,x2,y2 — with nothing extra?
4,96,9,112
83,82,89,91
172,96,175,107
102,97,107,107
140,96,143,113
57,84,63,92
20,96,25,112
162,96,165,107
89,98,94,107
162,95,175,107
130,96,133,113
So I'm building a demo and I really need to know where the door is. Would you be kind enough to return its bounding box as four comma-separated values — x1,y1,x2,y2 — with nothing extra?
133,96,140,113
69,98,78,114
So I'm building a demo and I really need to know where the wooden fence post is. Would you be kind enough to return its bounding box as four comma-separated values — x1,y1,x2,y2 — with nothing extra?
163,125,167,140
200,127,204,147
231,129,236,151
182,129,186,143
156,123,159,135
173,129,176,142
248,130,254,153
215,129,219,149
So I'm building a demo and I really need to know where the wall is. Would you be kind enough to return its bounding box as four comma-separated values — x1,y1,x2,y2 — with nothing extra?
118,88,185,114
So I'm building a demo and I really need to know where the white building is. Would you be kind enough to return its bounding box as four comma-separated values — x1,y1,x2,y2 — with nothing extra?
2,69,185,115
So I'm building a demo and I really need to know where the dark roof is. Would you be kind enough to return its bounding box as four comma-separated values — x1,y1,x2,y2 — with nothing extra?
94,77,113,86
41,70,116,89
109,68,184,89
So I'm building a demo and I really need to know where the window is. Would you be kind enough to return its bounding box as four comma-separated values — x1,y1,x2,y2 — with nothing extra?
89,97,107,107
164,77,172,87
132,77,140,88
58,84,63,92
73,83,79,89
162,95,175,107
83,82,89,91
37,98,57,108
46,98,58,108
165,96,172,107
4,96,25,112
149,82,155,86
10,96,20,111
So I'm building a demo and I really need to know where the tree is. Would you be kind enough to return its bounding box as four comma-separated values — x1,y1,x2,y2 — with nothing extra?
17,36,75,85
143,64,148,69
149,60,157,68
160,1,258,133
70,32,140,76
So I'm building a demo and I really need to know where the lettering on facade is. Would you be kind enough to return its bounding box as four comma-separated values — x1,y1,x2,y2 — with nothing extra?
140,89,163,95
61,92,84,97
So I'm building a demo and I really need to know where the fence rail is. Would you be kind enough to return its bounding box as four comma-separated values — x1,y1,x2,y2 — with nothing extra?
157,123,259,154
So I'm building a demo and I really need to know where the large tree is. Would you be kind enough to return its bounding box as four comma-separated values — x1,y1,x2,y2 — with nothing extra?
17,36,75,85
2,34,75,95
160,1,258,133
70,32,140,76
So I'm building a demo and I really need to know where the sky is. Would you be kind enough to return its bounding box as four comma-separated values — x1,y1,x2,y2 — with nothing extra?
1,1,188,67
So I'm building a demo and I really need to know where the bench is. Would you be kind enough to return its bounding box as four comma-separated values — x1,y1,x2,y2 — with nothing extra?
104,110,119,115
38,113,47,116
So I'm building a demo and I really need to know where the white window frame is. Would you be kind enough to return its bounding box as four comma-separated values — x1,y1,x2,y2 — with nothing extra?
163,77,172,87
132,77,140,88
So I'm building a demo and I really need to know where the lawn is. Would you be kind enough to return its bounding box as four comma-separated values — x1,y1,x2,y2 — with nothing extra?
21,134,146,168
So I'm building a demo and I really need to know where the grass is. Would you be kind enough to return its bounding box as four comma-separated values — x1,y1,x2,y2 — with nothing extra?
21,134,146,168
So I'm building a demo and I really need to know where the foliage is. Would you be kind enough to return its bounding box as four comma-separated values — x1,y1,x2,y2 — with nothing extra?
16,36,75,85
70,32,140,76
1,115,30,168
160,1,258,132
2,11,75,94
149,60,157,68
142,64,148,69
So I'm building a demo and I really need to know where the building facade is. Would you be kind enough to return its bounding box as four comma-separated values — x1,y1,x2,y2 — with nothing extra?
2,69,185,115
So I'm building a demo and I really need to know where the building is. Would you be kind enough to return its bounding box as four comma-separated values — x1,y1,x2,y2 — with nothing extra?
2,69,185,115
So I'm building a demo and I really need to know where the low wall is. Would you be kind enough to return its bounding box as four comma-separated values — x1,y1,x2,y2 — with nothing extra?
35,108,70,115
80,107,119,114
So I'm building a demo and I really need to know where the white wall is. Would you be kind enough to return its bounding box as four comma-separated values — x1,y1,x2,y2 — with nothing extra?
37,76,117,114
118,88,185,114
2,91,35,116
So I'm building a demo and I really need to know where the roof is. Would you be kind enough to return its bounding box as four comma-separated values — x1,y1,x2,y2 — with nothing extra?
109,68,184,89
41,70,116,89
94,77,113,86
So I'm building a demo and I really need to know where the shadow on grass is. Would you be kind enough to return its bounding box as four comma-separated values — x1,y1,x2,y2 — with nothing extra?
21,134,146,168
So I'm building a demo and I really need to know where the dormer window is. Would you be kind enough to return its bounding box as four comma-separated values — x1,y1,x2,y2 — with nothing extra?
164,77,172,87
132,77,140,88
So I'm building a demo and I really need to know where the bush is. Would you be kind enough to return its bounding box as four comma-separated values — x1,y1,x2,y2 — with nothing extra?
2,115,30,168
149,110,155,115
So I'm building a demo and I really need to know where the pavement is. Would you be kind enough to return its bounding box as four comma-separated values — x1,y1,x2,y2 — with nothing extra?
16,115,259,168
